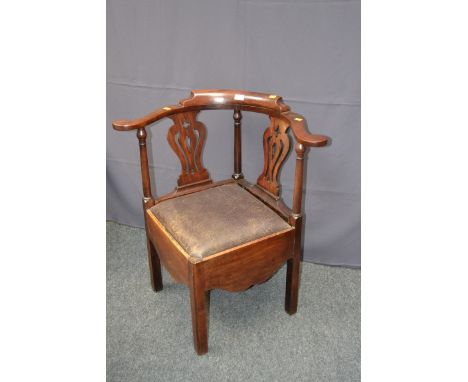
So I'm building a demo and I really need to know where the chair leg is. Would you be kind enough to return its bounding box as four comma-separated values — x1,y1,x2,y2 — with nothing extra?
146,237,163,292
189,269,208,355
285,257,300,315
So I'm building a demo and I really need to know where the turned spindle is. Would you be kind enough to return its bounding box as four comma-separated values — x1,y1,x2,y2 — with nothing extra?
136,127,153,199
232,108,243,179
292,142,306,215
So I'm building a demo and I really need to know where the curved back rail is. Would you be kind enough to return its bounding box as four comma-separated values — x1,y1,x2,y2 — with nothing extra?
112,89,329,215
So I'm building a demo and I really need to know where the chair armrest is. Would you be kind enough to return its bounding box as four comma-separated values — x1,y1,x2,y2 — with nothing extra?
282,112,329,147
112,104,182,131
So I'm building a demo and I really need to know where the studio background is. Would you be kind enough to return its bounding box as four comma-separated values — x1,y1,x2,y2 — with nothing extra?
107,0,360,267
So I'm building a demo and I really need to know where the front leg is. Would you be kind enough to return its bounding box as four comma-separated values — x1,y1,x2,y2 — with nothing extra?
285,215,302,314
146,236,163,292
285,256,300,314
189,264,208,355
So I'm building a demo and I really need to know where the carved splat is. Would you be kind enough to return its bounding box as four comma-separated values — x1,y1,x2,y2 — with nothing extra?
167,111,211,188
257,117,291,197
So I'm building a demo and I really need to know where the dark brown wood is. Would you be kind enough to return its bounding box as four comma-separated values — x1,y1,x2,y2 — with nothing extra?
146,204,294,354
136,128,153,199
257,117,291,197
232,108,243,179
113,104,182,131
286,215,302,314
155,179,236,205
146,211,191,285
282,111,329,147
112,89,331,355
237,179,292,220
189,264,208,355
292,142,306,215
143,198,163,292
167,111,211,188
112,91,329,149
180,89,290,113
111,89,288,131
200,228,294,292
146,236,163,292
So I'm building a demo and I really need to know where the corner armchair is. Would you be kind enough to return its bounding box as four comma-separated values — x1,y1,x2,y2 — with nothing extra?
112,89,329,354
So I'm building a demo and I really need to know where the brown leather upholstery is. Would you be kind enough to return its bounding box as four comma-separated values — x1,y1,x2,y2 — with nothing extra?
149,183,291,258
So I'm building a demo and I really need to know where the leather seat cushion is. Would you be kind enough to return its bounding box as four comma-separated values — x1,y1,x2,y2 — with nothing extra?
149,183,291,258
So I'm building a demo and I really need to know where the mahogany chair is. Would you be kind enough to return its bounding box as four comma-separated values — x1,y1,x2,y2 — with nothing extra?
112,89,329,355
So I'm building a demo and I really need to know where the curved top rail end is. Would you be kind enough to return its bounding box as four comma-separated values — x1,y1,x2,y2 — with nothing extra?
282,111,330,148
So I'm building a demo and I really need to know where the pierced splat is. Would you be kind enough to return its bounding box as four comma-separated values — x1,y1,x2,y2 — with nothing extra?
257,117,291,197
167,111,211,188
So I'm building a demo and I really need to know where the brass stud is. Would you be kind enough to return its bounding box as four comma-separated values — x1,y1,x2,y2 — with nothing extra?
163,106,171,111
294,117,303,122
268,94,277,99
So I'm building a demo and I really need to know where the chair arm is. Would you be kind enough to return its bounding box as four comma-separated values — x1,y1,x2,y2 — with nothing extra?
112,104,183,131
282,112,329,147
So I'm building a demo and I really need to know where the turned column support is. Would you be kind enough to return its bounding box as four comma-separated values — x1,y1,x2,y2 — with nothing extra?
292,142,306,215
136,127,153,201
286,142,306,314
137,128,161,292
232,108,244,180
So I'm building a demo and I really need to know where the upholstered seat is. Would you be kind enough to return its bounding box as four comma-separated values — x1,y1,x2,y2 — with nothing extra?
149,183,292,258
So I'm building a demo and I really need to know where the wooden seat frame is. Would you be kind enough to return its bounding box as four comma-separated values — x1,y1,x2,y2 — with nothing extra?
113,89,329,355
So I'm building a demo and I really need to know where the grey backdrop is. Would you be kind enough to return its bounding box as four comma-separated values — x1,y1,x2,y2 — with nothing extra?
106,0,360,267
